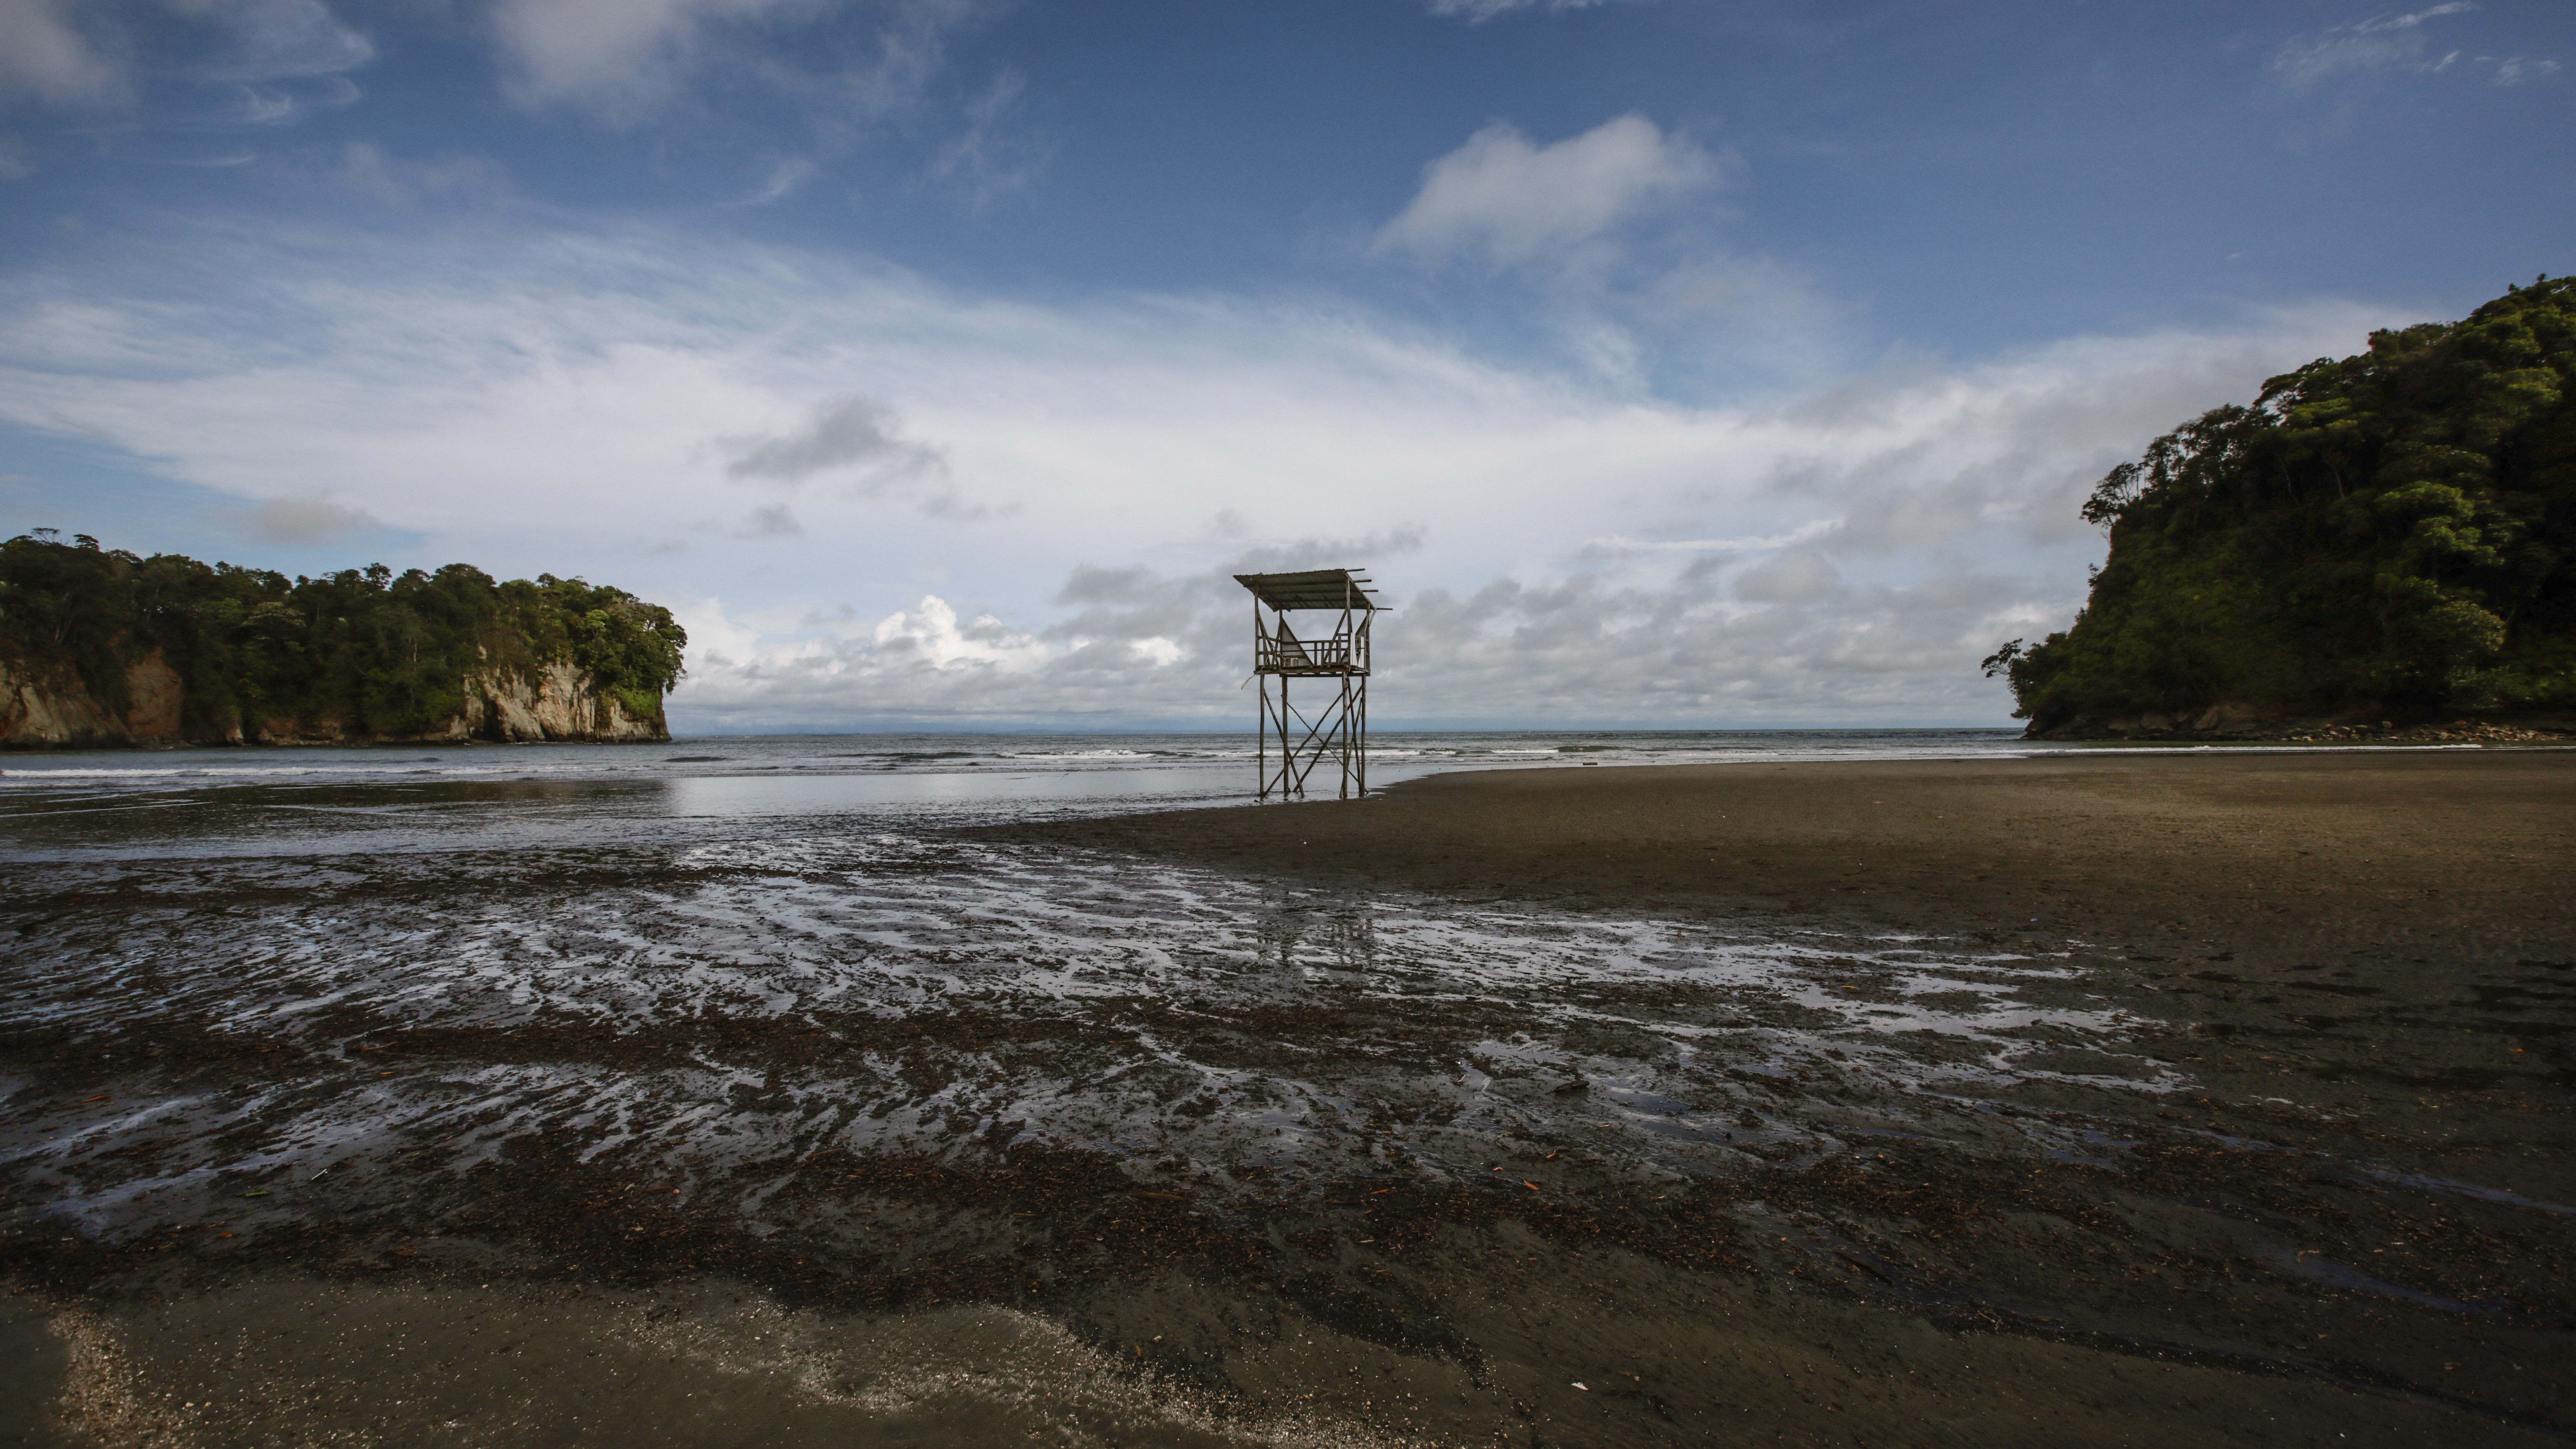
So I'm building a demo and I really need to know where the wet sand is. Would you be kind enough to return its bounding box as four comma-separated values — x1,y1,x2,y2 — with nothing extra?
1013,750,2576,967
990,750,2576,1443
6,751,2574,1447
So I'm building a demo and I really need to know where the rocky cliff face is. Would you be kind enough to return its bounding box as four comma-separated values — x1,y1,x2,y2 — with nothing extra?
0,652,191,749
456,663,664,744
0,656,665,749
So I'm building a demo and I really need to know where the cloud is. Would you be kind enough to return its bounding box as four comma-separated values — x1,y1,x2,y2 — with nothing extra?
181,0,373,83
873,593,1048,669
2493,56,2560,85
0,0,124,107
332,142,509,206
2269,3,2481,91
1730,548,1837,603
1589,519,1838,552
928,68,1048,209
490,0,784,116
1425,0,1618,22
722,394,952,510
0,222,2413,727
246,495,380,542
489,0,982,126
733,503,801,538
0,0,371,125
1377,114,1725,269
743,155,817,205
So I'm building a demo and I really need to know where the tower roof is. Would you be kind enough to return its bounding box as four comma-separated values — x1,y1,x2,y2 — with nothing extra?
1234,568,1383,612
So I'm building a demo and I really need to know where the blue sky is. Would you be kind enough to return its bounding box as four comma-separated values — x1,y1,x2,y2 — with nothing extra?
1,0,2567,729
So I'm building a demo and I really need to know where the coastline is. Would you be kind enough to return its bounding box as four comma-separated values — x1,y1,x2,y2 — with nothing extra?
7,747,2572,1446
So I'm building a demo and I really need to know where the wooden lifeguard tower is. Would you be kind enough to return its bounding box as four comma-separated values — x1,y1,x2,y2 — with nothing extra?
1236,568,1382,801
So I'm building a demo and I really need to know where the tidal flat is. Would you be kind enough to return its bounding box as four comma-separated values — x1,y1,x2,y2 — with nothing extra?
2,743,2571,1447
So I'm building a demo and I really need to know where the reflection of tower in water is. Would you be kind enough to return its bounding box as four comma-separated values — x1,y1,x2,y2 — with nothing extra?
1254,908,1379,976
1236,568,1382,801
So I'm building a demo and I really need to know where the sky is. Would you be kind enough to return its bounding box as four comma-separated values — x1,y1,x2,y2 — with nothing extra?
0,0,2567,731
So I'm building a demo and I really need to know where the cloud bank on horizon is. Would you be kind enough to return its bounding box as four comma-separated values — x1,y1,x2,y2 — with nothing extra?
0,0,2565,730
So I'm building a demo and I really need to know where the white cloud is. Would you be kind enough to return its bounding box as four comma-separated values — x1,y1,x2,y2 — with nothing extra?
0,223,2410,726
0,0,371,120
743,155,817,204
2362,2,2477,30
873,594,1048,670
2270,3,2484,91
490,0,784,115
2493,56,2560,85
1377,114,1725,269
179,0,373,83
0,0,125,106
489,0,981,125
1425,0,1617,22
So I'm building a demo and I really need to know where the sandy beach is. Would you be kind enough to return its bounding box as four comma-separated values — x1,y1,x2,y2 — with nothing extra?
1010,750,2576,966
6,748,2573,1447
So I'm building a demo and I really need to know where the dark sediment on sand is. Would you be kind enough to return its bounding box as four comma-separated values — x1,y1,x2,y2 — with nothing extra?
5,752,2574,1447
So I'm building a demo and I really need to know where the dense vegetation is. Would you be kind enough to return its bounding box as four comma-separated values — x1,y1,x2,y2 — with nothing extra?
0,531,687,739
1987,276,2576,733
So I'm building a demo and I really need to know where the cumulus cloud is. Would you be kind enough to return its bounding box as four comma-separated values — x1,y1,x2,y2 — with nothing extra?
246,495,379,542
671,534,1411,728
1377,114,1725,269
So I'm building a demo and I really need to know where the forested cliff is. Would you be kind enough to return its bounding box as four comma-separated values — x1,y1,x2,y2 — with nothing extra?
0,532,687,748
1988,276,2576,739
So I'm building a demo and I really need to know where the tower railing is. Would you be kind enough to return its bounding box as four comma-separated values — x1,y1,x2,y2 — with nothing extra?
1235,569,1381,801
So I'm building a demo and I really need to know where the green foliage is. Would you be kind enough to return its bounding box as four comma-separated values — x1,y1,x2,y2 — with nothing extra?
0,532,687,739
1992,276,2576,729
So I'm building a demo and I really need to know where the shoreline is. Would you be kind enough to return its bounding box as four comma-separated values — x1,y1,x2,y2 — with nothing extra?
7,749,2571,1446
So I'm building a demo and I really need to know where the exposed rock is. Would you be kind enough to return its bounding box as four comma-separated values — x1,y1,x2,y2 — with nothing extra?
0,656,122,749
122,652,186,744
458,662,662,743
0,654,665,749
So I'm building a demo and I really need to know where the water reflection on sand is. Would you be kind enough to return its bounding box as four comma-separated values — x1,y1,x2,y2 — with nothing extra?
4,779,2173,1249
